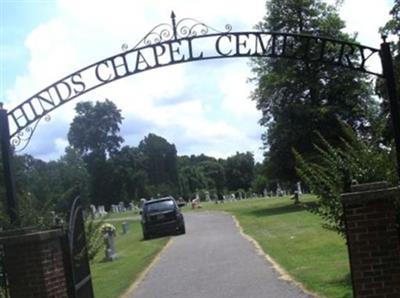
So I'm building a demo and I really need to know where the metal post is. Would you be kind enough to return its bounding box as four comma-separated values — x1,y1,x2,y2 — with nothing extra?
0,105,18,225
380,37,400,179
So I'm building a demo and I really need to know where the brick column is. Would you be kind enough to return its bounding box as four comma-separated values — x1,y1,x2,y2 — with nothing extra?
341,182,400,298
0,228,69,298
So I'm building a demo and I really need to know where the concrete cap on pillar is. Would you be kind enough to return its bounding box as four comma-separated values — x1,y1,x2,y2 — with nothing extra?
341,181,399,205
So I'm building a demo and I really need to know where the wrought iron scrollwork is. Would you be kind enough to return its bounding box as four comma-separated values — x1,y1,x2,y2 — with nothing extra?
125,11,232,50
11,114,51,152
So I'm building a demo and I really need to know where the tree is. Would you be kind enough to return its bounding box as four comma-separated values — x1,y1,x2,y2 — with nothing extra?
178,165,207,199
251,162,268,194
224,152,255,191
68,99,124,206
56,147,90,209
177,155,226,200
68,99,124,156
138,133,179,196
110,146,148,201
199,159,225,193
251,0,375,184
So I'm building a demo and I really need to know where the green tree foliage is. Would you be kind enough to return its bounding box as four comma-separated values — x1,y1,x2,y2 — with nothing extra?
251,162,268,194
110,146,148,201
295,124,397,236
68,99,124,156
138,133,179,197
199,160,225,193
56,147,90,209
2,149,89,228
68,99,124,206
177,155,226,200
178,164,207,199
252,0,375,184
224,152,255,191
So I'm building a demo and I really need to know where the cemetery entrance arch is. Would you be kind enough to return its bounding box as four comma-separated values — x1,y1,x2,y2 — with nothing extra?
1,12,399,298
1,11,399,225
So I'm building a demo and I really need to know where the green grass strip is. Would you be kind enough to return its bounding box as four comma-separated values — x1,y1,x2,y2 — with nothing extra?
90,220,169,298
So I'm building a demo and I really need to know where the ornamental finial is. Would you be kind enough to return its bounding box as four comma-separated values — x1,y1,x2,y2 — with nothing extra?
171,11,177,40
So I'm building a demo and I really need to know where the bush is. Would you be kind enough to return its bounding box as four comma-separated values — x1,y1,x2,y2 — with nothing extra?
294,124,397,236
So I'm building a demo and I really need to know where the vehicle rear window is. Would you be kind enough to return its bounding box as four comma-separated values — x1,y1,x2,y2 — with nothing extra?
145,200,175,213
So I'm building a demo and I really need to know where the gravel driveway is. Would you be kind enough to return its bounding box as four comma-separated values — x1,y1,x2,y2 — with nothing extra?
127,211,314,298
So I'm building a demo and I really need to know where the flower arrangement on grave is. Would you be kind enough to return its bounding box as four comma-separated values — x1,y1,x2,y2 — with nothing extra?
100,223,116,236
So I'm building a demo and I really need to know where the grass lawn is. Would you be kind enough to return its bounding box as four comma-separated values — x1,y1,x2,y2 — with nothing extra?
91,196,352,298
90,219,169,298
101,210,140,219
191,196,352,298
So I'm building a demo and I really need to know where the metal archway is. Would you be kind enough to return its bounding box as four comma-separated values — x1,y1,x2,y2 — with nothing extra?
1,12,398,223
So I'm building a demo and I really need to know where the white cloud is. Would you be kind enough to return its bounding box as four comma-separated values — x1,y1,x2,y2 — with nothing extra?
340,0,392,46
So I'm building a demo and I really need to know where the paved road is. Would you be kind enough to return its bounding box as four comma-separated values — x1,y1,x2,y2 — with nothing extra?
128,211,313,298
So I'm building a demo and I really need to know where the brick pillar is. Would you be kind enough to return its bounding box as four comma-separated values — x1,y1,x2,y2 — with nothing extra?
0,228,69,298
341,182,400,298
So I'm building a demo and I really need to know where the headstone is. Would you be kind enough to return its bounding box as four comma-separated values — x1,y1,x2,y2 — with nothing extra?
121,221,129,235
104,232,118,261
140,198,146,209
111,204,119,213
118,201,126,212
277,183,283,196
205,191,210,202
129,202,135,211
98,205,107,216
90,204,97,218
263,189,268,197
297,182,303,195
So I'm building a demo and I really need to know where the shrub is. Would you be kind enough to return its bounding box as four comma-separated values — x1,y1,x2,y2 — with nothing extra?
294,124,397,236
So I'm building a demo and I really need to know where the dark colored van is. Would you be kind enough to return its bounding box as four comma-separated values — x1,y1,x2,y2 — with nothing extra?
141,196,185,239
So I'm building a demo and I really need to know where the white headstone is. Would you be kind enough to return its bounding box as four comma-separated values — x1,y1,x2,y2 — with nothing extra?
98,205,107,216
129,202,135,211
90,204,97,218
111,205,119,213
297,182,303,195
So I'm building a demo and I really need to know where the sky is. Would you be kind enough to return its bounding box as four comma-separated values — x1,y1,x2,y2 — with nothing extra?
0,0,395,162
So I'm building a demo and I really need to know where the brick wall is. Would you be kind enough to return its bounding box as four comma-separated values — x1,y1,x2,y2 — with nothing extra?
0,229,69,298
342,182,400,298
